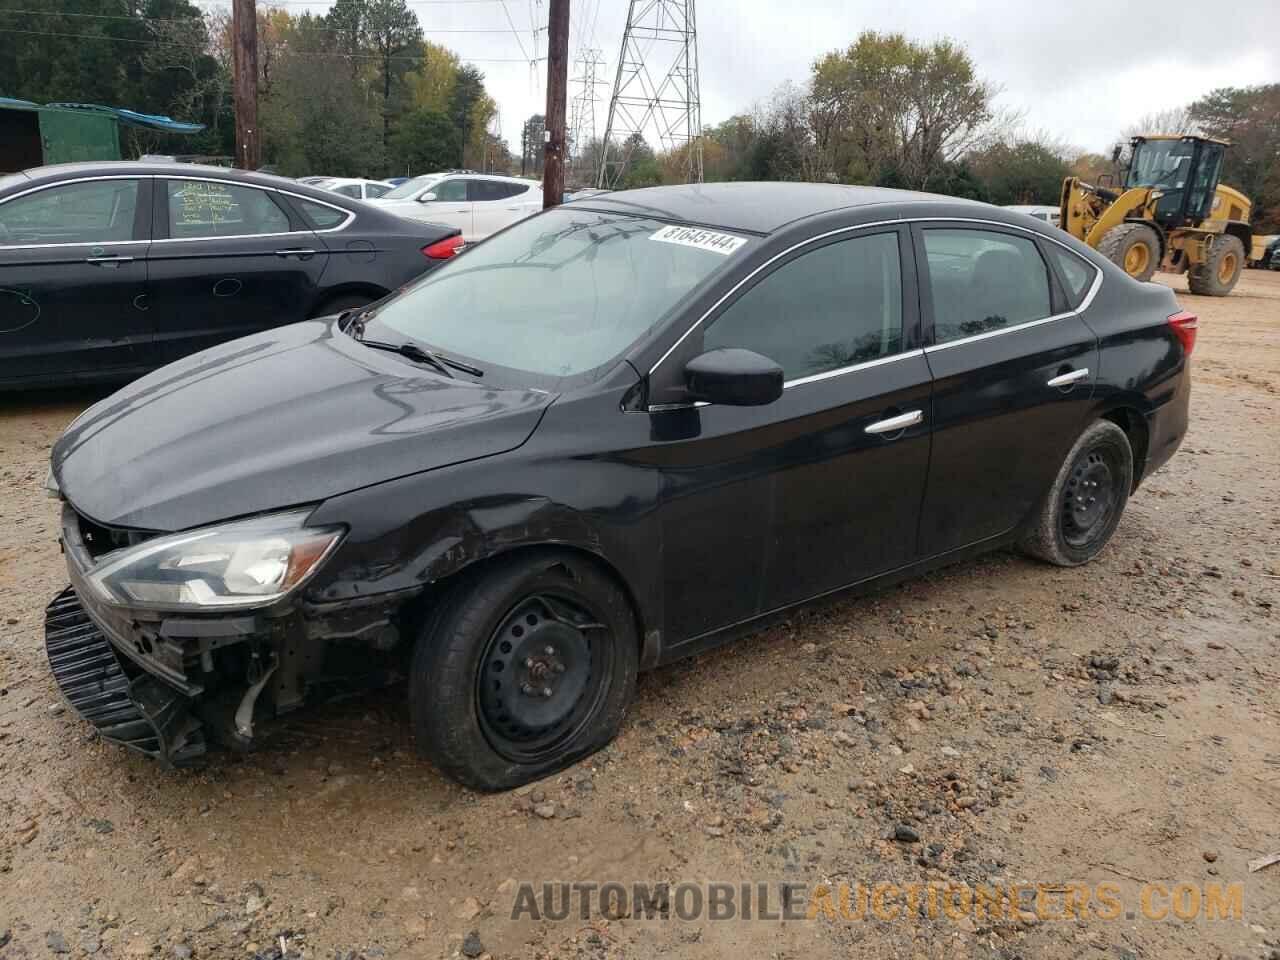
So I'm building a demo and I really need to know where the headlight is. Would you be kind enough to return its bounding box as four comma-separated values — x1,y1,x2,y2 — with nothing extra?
44,467,60,500
84,508,344,611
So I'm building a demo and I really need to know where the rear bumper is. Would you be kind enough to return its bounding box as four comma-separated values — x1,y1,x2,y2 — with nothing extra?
45,586,207,767
1140,363,1192,483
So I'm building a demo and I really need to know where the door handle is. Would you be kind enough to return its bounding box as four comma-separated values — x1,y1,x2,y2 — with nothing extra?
85,255,134,266
865,410,924,435
1047,367,1090,388
274,247,316,257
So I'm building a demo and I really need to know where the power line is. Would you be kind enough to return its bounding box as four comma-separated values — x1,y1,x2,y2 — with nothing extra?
496,0,530,63
0,9,535,34
199,0,508,6
0,25,532,62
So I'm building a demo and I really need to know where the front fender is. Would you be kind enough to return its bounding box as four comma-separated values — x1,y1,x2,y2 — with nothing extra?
302,447,665,659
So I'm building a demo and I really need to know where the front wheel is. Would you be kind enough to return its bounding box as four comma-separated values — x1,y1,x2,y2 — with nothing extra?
1097,223,1160,282
1021,420,1133,567
410,551,638,791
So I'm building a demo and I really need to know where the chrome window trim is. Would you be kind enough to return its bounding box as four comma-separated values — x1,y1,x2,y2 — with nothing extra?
642,348,928,412
923,258,1103,352
0,175,146,251
0,174,357,250
784,348,925,388
642,214,1105,412
647,214,1103,379
646,218,904,376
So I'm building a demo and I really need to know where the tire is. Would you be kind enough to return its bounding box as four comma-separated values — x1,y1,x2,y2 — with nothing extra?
1188,235,1244,296
308,293,374,320
410,551,639,791
1021,420,1133,567
1097,223,1160,282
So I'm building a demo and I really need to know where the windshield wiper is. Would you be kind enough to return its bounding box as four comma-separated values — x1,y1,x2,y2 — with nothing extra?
355,337,484,378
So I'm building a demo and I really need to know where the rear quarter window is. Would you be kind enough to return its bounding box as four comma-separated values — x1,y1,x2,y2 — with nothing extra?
292,197,349,230
1044,244,1097,308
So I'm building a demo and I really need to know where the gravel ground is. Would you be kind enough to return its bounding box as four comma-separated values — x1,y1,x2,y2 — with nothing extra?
1,271,1277,960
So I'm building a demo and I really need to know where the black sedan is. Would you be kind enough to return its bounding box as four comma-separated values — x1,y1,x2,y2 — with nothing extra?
45,183,1193,790
0,161,461,389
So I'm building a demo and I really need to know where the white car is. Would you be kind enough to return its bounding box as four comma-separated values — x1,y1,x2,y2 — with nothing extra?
307,177,396,201
369,172,543,242
1003,204,1061,228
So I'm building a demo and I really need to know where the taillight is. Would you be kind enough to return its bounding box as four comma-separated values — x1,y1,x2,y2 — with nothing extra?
422,235,465,260
1167,310,1198,356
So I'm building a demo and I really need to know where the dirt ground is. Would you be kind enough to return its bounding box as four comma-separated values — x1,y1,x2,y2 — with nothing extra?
1,271,1277,960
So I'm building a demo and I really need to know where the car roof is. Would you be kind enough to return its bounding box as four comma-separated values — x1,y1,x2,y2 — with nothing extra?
426,171,541,186
576,181,992,235
15,160,325,192
6,160,362,206
1003,204,1057,214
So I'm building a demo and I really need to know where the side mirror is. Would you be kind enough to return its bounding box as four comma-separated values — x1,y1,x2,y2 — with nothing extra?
684,348,783,406
419,192,437,203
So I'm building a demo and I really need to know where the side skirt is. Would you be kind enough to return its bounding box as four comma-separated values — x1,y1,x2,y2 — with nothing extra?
651,530,1020,668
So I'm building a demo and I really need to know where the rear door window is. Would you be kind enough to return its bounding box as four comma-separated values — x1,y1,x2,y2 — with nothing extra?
0,179,139,245
165,180,291,239
469,180,509,203
922,228,1052,343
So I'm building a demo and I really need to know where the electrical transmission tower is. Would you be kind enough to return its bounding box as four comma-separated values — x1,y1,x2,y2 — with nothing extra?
569,49,606,186
598,0,702,189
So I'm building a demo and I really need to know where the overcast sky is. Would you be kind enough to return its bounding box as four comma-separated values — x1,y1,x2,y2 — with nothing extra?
284,0,1279,162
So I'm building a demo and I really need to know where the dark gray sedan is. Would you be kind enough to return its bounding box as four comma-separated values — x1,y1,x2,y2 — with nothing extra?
0,161,461,389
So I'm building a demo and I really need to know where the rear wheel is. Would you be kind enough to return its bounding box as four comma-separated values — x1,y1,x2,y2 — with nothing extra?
1188,235,1244,296
410,551,638,791
1021,420,1133,567
1097,223,1160,282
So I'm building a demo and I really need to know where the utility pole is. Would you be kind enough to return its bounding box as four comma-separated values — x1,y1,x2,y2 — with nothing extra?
232,0,260,170
542,0,569,209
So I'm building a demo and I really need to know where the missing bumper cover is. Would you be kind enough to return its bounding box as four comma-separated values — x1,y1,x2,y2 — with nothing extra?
45,586,206,767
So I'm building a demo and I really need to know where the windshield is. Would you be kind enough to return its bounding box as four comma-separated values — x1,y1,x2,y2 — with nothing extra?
366,208,749,381
382,175,441,200
1128,139,1194,189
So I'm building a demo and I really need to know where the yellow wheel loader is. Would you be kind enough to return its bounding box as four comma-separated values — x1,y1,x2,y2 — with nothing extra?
1059,135,1254,296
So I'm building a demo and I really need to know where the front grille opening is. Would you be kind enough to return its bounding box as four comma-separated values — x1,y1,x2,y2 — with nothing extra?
77,513,158,561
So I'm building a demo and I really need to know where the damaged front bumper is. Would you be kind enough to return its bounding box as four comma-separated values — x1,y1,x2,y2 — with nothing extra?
47,503,414,768
45,586,207,766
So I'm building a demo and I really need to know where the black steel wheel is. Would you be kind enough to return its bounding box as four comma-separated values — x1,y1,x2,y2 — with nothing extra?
1022,419,1133,567
476,593,612,764
1059,448,1121,550
410,551,638,791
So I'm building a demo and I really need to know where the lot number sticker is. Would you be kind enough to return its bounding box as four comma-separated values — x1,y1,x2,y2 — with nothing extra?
650,225,747,256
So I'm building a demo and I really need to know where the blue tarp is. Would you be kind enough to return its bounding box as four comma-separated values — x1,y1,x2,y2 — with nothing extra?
41,102,205,134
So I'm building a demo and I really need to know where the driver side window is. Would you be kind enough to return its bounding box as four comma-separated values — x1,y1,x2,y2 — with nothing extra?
431,179,468,203
703,232,904,382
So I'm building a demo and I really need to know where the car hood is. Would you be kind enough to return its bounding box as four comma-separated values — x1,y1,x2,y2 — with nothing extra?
51,321,555,531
